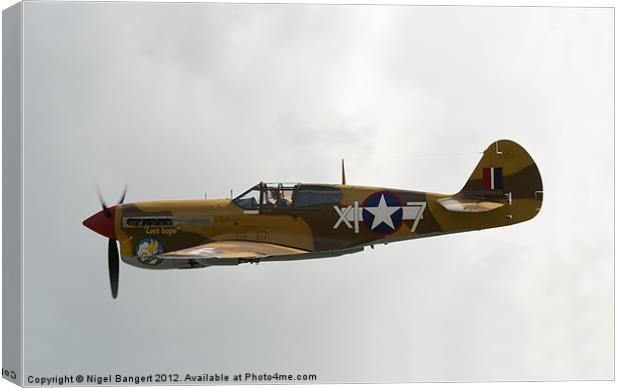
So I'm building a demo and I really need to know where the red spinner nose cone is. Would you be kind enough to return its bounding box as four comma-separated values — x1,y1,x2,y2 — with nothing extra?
83,206,116,239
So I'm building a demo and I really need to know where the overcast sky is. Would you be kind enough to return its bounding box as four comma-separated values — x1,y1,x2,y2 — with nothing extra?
17,2,613,383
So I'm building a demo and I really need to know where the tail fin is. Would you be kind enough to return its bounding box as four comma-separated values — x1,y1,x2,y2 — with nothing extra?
437,140,543,225
461,139,542,196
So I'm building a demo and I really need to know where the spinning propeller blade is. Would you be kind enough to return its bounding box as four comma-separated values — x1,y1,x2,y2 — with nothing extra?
95,185,127,299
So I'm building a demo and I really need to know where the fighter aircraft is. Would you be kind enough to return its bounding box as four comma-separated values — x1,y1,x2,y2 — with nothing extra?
83,139,543,299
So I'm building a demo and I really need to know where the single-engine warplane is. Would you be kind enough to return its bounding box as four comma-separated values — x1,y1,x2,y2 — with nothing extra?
83,139,543,299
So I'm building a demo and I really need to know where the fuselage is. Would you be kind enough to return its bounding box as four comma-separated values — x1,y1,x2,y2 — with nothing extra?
83,181,537,269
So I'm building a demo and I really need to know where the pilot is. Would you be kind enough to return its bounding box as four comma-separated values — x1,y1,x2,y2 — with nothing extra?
276,196,289,208
270,190,290,208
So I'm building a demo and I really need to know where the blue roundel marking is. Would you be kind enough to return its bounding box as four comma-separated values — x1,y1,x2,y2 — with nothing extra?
362,191,404,234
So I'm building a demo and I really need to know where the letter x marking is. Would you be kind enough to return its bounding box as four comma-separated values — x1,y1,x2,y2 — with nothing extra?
333,205,353,229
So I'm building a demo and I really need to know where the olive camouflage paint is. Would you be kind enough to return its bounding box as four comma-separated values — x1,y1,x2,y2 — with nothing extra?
83,139,543,271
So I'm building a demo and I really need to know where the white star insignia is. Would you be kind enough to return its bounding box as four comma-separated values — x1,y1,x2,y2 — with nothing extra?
365,194,401,230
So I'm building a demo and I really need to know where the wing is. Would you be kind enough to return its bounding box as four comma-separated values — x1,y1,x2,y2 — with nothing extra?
160,240,308,261
124,240,362,269
154,240,309,268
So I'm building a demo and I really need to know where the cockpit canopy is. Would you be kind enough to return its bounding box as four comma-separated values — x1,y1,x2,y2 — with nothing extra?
233,182,342,210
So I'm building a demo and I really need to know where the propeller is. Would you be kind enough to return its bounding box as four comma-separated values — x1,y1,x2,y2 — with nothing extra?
108,239,120,299
97,185,127,299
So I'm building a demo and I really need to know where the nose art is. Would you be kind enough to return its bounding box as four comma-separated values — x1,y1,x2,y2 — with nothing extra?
82,206,116,239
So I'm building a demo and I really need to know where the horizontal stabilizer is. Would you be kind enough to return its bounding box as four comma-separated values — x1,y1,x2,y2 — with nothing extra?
437,197,504,213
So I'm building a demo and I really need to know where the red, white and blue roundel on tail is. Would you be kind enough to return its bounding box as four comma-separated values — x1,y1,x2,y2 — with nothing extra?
362,191,404,234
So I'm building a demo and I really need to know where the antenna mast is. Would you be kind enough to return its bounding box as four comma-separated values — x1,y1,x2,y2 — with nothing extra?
341,159,346,185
